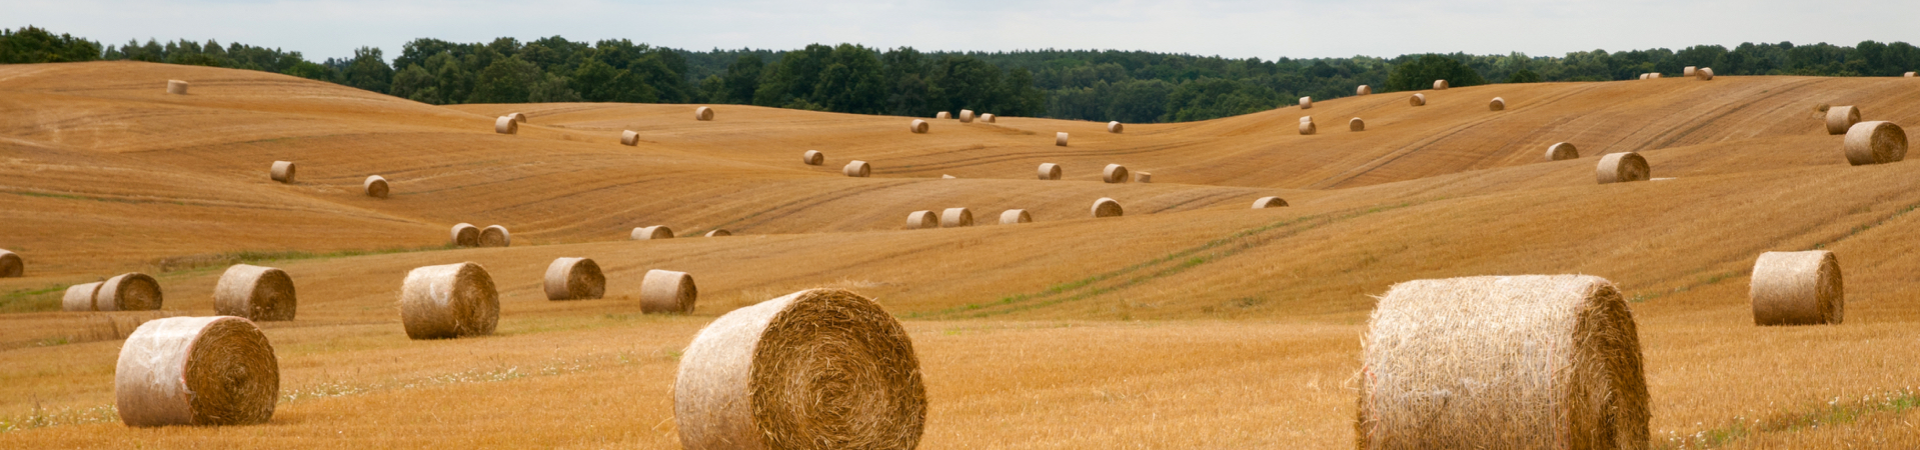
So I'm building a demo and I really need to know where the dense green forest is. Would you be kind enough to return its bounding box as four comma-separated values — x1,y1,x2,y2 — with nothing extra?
6,26,1917,123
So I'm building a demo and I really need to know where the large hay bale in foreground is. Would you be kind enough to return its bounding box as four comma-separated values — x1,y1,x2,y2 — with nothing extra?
1432,79,1449,90
1091,198,1123,218
981,113,996,123
1751,251,1842,326
802,150,824,165
1038,163,1062,180
999,209,1031,224
1356,85,1372,95
1696,68,1714,80
959,109,975,123
695,107,715,121
844,160,872,177
1055,132,1070,146
1103,164,1129,183
100,273,163,311
63,282,103,312
1108,121,1124,133
910,119,929,134
507,112,527,123
166,80,189,95
1826,106,1861,135
116,316,278,427
1134,172,1151,183
621,130,640,146
0,249,19,277
1547,142,1580,161
1843,121,1908,166
1489,97,1506,111
1299,96,1313,109
936,111,950,119
706,229,731,237
633,225,675,240
1299,121,1317,135
905,210,936,229
1252,197,1288,209
479,225,511,247
450,223,479,247
674,288,925,450
641,269,697,314
214,264,296,321
363,175,389,198
399,262,498,339
1357,275,1648,450
495,116,517,134
1350,118,1365,132
940,208,973,228
544,257,605,301
269,161,295,183
1595,152,1650,184
1409,94,1426,107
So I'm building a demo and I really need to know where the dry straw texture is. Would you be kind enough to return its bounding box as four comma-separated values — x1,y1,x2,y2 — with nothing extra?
959,109,975,123
1547,142,1580,161
1825,105,1860,135
1055,132,1070,147
936,111,950,119
1489,97,1507,111
706,229,731,237
213,264,296,321
1356,85,1372,95
1356,275,1649,450
640,269,697,314
999,209,1031,224
494,116,517,134
1091,198,1123,218
1409,94,1426,107
1843,121,1908,165
480,225,511,247
269,161,295,183
1350,118,1365,132
1108,121,1124,133
100,272,163,311
507,112,527,123
632,225,675,240
116,316,279,427
1638,74,1649,80
399,262,499,339
1696,68,1714,80
450,223,479,247
1908,72,1917,77
1595,152,1650,184
909,120,929,134
1433,79,1449,90
1684,66,1697,77
543,257,606,301
1299,96,1313,109
1252,197,1288,209
695,107,715,121
1038,163,1062,180
940,208,973,228
980,113,996,122
905,211,936,230
674,288,925,450
803,150,824,165
844,160,871,177
1299,121,1317,135
1134,172,1152,183
62,282,103,312
1103,164,1130,183
941,174,955,179
0,249,19,277
621,130,639,146
363,175,388,198
166,79,189,95
1750,250,1843,326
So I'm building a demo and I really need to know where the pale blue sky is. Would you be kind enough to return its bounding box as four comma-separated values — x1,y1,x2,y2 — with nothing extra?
11,0,1918,62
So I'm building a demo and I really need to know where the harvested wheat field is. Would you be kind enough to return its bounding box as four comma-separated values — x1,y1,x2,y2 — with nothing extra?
4,61,1920,448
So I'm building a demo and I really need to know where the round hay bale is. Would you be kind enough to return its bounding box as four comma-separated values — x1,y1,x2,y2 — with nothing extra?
1650,73,1663,79
213,264,296,321
1547,142,1579,161
1595,152,1650,184
905,210,936,230
1696,68,1714,80
1299,96,1313,109
450,223,479,247
398,262,498,339
0,249,19,277
1134,172,1151,183
543,257,605,301
959,109,975,123
166,80,189,95
479,225,510,247
495,116,517,134
1055,132,1069,147
1751,251,1842,326
640,269,696,314
1432,79,1449,90
1102,164,1130,183
507,112,528,123
1356,85,1372,95
1907,72,1917,78
1843,121,1907,166
1489,97,1506,111
803,150,824,165
63,282,103,312
941,174,955,179
363,175,389,198
1350,118,1365,132
999,209,1031,224
695,107,715,121
1299,121,1317,135
115,316,278,427
621,130,640,146
1091,198,1123,218
269,161,295,183
1638,73,1649,80
1356,275,1648,449
1037,163,1062,180
936,111,950,119
1409,94,1426,107
100,273,162,311
1252,197,1288,209
1684,66,1697,77
909,119,928,134
1108,121,1124,133
674,288,925,450
981,113,996,123
844,160,872,177
940,208,973,228
632,225,675,240
1301,115,1313,123
1826,106,1861,135
706,229,731,237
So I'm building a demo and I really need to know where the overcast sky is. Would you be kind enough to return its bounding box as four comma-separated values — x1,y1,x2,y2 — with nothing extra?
12,0,1918,62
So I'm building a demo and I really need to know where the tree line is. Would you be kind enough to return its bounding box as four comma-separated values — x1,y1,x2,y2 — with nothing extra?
5,25,1917,123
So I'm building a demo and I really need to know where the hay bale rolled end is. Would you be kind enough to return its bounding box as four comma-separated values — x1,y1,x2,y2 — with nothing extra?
632,225,675,240
1356,85,1372,95
909,119,929,134
363,175,389,198
802,150,824,165
1299,96,1312,109
906,210,936,229
544,257,606,301
1102,164,1129,183
1298,121,1317,135
166,80,190,95
844,160,871,177
940,208,973,227
0,249,19,278
705,229,731,237
695,107,715,121
1696,68,1714,80
399,262,499,339
1751,251,1842,326
1432,79,1449,90
1055,132,1069,147
1595,152,1650,184
1547,142,1579,161
116,316,279,427
1038,163,1062,180
269,161,295,183
214,264,296,321
1108,121,1124,133
1843,121,1907,166
450,223,479,247
100,273,162,311
479,225,511,247
1252,197,1288,209
999,209,1031,224
936,111,950,119
1091,198,1123,218
1826,106,1861,135
1409,94,1426,107
959,109,975,123
981,113,996,123
640,270,697,314
1489,97,1506,111
495,116,518,134
621,130,640,146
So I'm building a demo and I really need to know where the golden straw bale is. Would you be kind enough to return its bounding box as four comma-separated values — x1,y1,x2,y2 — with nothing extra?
1638,74,1649,80
0,249,19,277
166,80,189,95
1134,172,1151,183
450,223,479,247
398,262,498,339
100,273,163,311
1357,275,1648,450
1349,118,1365,132
494,116,517,134
1055,132,1069,146
363,175,388,198
909,119,929,134
1825,105,1861,135
269,161,295,183
844,160,872,177
1298,121,1317,135
999,209,1031,224
706,229,731,237
941,174,955,179
1907,72,1917,78
1595,152,1650,184
936,111,950,119
1091,198,1123,218
1696,68,1714,80
479,225,510,247
1356,85,1372,95
695,107,715,121
1842,121,1907,166
63,282,102,312
1102,164,1129,183
1409,94,1426,106
1038,163,1062,180
115,316,278,427
981,113,996,122
1108,121,1124,133
1432,79,1449,90
1684,66,1697,77
1547,142,1579,161
674,289,925,450
507,112,527,123
905,211,936,230
543,257,605,301
1299,96,1313,109
1751,251,1842,326
1252,197,1288,209
641,269,697,314
940,208,973,228
1489,97,1506,111
959,109,974,123
632,225,675,240
621,130,640,146
802,150,824,165
213,264,296,321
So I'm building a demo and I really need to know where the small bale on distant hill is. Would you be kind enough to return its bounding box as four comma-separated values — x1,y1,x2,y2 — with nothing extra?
940,208,973,228
1056,132,1070,146
166,80,189,95
269,161,295,183
1356,275,1648,450
1350,118,1365,132
1433,79,1449,90
543,257,605,301
1252,197,1288,209
1103,164,1130,183
1696,68,1714,80
981,113,997,122
507,112,527,123
214,264,296,321
495,116,517,134
1356,85,1372,95
399,262,498,339
1595,152,1650,184
706,229,731,237
1000,209,1031,224
100,273,162,311
1826,106,1861,135
1684,66,1697,77
1409,94,1426,106
450,223,479,247
1489,97,1506,111
1751,250,1842,326
1649,73,1662,79
936,111,951,119
695,107,715,121
633,225,675,240
959,109,975,123
1907,72,1917,78
1299,121,1317,135
1108,121,1124,133
63,282,103,312
1638,73,1649,80
1843,121,1907,166
621,130,640,146
480,225,510,247
906,210,937,229
115,316,278,427
1038,163,1062,180
0,249,19,278
363,175,389,198
844,160,872,177
673,289,925,450
1299,96,1313,109
641,269,697,314
1547,142,1579,161
941,174,955,179
910,119,929,134
1134,172,1151,183
1091,198,1123,218
802,150,824,165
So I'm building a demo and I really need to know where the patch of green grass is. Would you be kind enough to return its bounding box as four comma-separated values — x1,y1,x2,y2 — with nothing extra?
152,245,455,274
0,284,70,313
1659,387,1920,449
